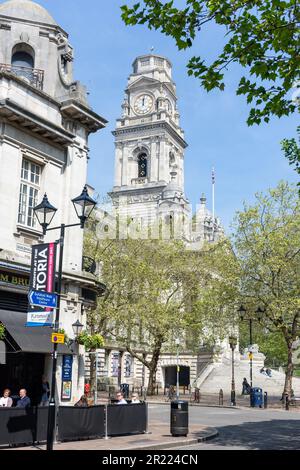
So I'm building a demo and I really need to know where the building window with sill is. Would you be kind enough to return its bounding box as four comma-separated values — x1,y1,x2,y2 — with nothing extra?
18,159,41,228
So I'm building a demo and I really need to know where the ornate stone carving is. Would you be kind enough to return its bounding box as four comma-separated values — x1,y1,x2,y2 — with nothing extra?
20,32,30,43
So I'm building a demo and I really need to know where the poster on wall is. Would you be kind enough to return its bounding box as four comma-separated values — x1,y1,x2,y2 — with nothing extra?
61,355,73,400
61,381,72,400
62,355,73,381
111,352,120,377
125,355,133,377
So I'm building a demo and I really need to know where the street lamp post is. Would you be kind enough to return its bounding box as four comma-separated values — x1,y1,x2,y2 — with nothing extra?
34,185,96,452
175,338,180,400
229,336,237,406
238,305,264,388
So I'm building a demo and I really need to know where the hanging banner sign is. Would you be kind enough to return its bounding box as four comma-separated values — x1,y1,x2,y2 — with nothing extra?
26,242,57,327
30,242,57,292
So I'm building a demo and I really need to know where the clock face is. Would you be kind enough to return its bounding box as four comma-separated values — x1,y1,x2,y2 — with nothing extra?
134,94,153,115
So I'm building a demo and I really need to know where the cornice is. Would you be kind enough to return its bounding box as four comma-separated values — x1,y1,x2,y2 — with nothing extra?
113,121,188,149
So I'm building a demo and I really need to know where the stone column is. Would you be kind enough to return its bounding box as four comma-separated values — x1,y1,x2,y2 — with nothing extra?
159,137,166,182
114,143,123,187
121,145,128,187
150,138,157,182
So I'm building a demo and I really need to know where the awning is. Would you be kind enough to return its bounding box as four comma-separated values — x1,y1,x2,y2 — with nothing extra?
0,310,71,354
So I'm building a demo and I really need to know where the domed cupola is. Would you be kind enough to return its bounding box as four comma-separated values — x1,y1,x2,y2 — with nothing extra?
161,169,183,201
0,0,57,25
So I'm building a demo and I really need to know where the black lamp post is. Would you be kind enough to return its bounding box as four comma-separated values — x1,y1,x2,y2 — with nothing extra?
238,305,264,388
175,338,180,400
229,335,237,406
33,185,96,452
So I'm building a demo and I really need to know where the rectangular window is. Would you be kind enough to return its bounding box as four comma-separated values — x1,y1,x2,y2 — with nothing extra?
18,159,41,228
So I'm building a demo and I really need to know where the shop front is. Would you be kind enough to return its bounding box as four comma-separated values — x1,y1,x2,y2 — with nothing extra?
0,264,69,405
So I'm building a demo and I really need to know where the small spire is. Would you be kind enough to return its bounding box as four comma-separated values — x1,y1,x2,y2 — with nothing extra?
170,170,177,180
200,193,206,205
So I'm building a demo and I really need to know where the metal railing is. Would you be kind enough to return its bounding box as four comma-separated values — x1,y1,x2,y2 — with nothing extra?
82,256,97,274
0,63,44,90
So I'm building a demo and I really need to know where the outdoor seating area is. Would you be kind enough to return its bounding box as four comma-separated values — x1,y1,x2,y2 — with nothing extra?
0,403,148,447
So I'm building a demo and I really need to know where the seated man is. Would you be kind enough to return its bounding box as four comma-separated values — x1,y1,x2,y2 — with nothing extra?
16,389,31,408
116,391,127,405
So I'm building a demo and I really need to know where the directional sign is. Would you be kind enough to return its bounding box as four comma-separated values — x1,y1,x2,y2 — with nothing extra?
52,333,65,344
28,290,58,309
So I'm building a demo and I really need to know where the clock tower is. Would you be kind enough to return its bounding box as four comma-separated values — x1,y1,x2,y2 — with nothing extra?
110,54,190,227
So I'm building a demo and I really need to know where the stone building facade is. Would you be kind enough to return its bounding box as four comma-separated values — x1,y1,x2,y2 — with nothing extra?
86,54,225,392
0,0,106,405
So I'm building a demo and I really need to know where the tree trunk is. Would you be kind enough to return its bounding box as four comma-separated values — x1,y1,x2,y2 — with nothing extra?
147,342,162,396
89,350,96,399
283,342,294,399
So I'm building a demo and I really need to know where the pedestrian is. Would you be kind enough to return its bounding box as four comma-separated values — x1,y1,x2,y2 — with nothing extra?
74,395,89,407
131,393,141,404
84,383,94,406
0,388,13,408
242,378,251,395
40,375,50,406
266,368,272,377
16,389,31,408
116,391,127,404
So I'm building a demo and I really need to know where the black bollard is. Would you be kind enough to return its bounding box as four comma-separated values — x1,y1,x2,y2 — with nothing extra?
264,391,268,409
219,389,224,406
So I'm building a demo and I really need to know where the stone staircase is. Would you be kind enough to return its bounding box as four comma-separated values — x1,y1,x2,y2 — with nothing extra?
196,357,300,395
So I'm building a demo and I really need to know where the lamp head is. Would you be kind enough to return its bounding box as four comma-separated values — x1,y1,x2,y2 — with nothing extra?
33,194,57,235
72,320,84,337
238,305,246,321
229,335,237,350
72,186,97,228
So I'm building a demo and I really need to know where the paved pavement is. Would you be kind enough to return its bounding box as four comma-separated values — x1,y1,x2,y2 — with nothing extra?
3,422,217,451
147,405,300,450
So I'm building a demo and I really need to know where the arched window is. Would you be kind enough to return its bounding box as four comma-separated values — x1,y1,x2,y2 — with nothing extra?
12,51,34,69
12,44,35,69
138,153,148,178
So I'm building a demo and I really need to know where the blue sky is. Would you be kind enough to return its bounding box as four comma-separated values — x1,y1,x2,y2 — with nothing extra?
38,0,298,232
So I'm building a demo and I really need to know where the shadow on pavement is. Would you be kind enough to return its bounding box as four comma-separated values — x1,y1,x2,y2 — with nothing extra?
215,419,300,450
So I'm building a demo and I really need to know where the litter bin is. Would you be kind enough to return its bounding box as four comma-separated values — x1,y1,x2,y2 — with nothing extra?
120,383,130,398
170,401,189,437
250,387,263,408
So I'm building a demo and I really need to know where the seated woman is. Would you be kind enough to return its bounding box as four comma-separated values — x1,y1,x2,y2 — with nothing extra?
0,389,13,407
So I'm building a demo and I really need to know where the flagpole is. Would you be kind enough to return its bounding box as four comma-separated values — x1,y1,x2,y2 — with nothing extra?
212,168,215,241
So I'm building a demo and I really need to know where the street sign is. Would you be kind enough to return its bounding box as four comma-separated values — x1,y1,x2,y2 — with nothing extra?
28,290,58,309
52,333,65,344
26,311,54,327
248,352,254,360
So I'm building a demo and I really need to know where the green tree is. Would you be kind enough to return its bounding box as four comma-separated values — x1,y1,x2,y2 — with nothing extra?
239,322,288,368
84,229,234,395
121,1,299,126
282,126,300,191
232,181,300,397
